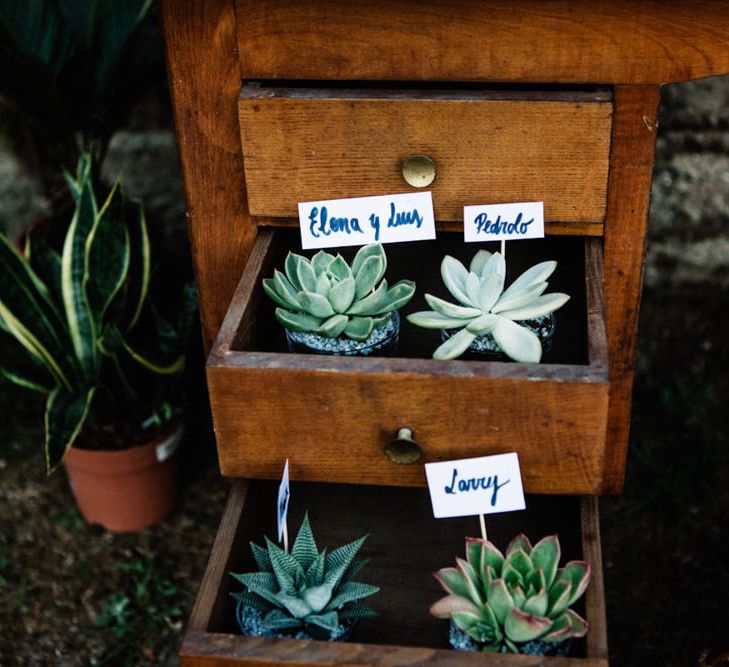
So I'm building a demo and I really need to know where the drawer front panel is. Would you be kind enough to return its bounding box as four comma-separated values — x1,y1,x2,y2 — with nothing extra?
235,0,729,86
239,87,612,232
208,365,609,493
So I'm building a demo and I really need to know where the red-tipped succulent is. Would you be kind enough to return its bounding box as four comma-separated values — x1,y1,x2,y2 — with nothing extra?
430,534,590,654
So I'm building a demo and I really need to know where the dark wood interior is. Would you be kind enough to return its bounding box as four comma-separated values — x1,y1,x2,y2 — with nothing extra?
233,229,590,366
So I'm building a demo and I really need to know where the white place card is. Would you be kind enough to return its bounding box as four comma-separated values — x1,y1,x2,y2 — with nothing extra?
298,192,436,250
464,201,545,243
425,453,526,519
277,459,290,542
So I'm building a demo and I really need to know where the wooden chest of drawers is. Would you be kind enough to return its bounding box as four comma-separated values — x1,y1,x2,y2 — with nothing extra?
161,1,729,664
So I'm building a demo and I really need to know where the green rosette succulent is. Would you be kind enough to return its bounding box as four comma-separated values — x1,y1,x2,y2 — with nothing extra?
431,534,590,654
407,250,569,362
263,244,415,341
230,514,379,639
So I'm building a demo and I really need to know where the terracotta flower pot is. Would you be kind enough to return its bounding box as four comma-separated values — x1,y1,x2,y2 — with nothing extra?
63,423,183,532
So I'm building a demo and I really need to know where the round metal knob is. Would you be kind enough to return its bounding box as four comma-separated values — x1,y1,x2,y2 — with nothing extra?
402,155,436,188
384,428,423,464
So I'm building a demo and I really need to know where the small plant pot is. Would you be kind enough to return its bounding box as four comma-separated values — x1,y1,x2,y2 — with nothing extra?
448,621,571,656
63,422,183,532
441,312,557,361
285,311,400,357
236,603,357,642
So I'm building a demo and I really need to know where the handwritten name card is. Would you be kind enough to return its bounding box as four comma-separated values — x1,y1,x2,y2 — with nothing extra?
298,192,436,250
425,453,526,519
464,202,545,243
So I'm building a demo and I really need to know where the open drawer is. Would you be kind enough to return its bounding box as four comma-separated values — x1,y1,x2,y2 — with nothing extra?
180,480,608,666
239,85,612,234
207,230,609,495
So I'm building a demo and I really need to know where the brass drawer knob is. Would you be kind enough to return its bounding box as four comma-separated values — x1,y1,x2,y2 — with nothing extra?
384,428,423,464
402,155,436,188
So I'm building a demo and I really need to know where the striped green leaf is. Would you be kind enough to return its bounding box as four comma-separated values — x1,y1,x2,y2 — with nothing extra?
292,513,319,569
0,320,54,393
61,179,98,379
0,234,77,388
24,229,63,309
115,325,185,375
119,204,150,331
324,581,379,612
44,386,95,473
86,181,131,329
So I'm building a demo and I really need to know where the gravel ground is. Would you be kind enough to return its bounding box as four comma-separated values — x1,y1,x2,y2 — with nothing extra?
1,52,729,667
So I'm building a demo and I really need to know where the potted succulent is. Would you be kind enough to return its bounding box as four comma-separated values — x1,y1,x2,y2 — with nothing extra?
263,244,415,356
407,250,570,362
431,534,590,655
0,154,196,531
230,513,379,640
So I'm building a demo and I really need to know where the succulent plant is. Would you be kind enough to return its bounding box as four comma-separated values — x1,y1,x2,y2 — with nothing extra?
431,534,590,654
230,514,379,639
263,244,415,342
407,250,569,362
0,153,195,472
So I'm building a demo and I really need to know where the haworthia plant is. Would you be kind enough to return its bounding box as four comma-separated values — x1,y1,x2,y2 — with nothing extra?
263,244,415,341
407,250,569,362
230,513,378,639
431,534,590,653
0,153,196,472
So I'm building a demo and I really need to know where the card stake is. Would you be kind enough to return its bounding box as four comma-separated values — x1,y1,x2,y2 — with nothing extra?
277,459,291,552
425,453,526,541
298,191,436,250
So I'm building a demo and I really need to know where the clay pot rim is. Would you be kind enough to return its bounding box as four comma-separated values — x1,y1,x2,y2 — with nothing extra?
64,420,183,476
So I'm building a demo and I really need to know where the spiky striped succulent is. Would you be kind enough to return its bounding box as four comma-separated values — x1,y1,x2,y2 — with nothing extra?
407,250,569,362
231,514,379,639
431,534,590,654
263,244,415,342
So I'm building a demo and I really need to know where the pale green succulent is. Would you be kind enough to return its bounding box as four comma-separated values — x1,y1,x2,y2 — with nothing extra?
263,244,415,342
231,514,378,639
431,534,590,653
407,250,569,362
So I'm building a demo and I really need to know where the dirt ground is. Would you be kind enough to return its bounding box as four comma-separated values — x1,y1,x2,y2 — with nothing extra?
2,38,729,667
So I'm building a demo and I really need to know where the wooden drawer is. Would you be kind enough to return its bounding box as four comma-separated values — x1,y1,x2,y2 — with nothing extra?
180,480,608,666
235,0,729,86
207,230,610,495
239,85,612,234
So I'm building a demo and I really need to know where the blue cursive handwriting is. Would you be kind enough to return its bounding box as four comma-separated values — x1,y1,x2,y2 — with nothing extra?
309,206,364,238
369,213,381,241
475,211,533,236
444,468,510,507
387,202,423,230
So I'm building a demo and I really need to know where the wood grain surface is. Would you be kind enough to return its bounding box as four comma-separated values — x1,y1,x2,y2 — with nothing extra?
161,0,260,348
580,497,608,661
236,0,729,85
239,86,612,226
181,481,608,666
601,86,662,494
207,231,609,494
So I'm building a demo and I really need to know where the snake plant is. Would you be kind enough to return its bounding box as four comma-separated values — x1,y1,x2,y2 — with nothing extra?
231,513,378,639
407,250,569,362
0,153,196,472
431,534,590,654
263,244,415,341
